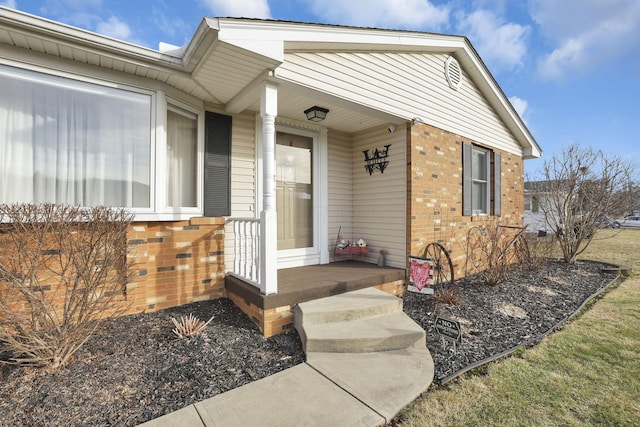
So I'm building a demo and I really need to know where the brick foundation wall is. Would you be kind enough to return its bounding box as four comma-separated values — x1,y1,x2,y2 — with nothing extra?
124,217,227,314
0,216,227,327
373,279,405,297
225,290,296,338
407,123,525,280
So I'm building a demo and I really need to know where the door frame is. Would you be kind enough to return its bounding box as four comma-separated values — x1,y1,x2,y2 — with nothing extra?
255,116,329,268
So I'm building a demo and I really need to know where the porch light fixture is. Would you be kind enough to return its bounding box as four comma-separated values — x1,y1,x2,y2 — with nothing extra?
304,106,329,122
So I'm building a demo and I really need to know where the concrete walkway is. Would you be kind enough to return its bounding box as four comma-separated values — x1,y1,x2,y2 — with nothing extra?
140,288,434,427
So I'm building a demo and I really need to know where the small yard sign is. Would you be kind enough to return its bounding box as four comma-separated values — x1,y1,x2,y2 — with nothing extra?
435,316,462,343
408,256,434,295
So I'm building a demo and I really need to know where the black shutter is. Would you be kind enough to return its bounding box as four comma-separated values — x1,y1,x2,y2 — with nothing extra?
493,152,502,216
204,111,231,217
462,142,472,216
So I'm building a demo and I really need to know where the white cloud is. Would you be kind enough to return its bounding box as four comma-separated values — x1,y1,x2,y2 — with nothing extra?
302,0,450,31
35,0,107,35
199,0,271,19
531,0,640,80
38,0,102,18
509,95,529,124
536,39,584,81
96,16,132,40
0,0,17,8
456,9,530,72
152,9,188,39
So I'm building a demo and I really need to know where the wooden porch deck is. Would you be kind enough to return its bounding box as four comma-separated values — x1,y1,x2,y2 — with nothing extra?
225,261,406,336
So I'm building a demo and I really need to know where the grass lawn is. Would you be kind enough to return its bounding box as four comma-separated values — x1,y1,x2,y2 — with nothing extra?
397,228,640,426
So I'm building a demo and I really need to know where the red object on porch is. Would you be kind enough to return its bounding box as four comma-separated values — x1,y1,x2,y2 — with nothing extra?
335,246,370,255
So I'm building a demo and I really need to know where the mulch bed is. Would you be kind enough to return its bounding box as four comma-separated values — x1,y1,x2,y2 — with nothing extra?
0,299,305,426
404,259,618,383
0,260,617,426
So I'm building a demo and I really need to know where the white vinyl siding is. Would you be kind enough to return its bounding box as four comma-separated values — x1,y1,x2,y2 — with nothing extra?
351,125,406,268
278,51,522,156
327,130,354,258
224,111,257,274
229,112,257,217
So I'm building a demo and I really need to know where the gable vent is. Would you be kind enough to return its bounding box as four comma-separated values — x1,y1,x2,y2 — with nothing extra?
445,56,462,90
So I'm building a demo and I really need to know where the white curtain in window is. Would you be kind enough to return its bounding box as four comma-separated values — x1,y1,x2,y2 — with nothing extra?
166,108,197,207
0,65,151,207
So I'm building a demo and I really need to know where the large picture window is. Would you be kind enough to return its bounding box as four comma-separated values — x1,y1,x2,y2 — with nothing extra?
0,65,151,207
463,142,501,216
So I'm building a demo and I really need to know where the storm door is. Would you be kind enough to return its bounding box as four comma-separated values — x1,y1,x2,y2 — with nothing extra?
276,132,313,251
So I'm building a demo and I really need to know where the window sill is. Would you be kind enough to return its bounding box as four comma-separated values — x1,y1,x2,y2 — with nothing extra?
190,217,225,226
132,211,204,222
470,214,488,220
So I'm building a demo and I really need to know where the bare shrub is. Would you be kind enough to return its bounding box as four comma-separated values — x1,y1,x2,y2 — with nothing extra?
171,314,214,339
523,234,558,269
532,144,637,264
0,203,135,370
435,288,460,306
465,220,527,286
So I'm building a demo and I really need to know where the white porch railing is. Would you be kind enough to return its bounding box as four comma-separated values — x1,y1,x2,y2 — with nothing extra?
227,217,261,286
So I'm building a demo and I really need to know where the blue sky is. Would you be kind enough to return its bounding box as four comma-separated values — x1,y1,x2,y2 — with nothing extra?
3,0,639,177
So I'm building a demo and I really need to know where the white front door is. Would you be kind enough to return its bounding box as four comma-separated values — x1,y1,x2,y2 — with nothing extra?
276,130,319,267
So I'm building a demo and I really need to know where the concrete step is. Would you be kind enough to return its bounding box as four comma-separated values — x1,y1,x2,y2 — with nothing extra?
294,287,402,328
302,311,426,353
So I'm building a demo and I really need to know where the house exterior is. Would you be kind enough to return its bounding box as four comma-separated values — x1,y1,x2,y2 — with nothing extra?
524,181,552,234
0,8,541,335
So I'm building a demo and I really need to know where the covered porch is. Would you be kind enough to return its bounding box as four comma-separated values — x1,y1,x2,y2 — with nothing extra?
225,261,406,337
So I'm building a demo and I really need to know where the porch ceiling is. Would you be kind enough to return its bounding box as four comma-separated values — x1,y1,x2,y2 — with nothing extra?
254,81,404,134
190,43,401,133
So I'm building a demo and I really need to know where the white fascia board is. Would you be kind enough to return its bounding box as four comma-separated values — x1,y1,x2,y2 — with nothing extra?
180,17,221,70
523,146,543,159
210,18,285,62
214,18,466,54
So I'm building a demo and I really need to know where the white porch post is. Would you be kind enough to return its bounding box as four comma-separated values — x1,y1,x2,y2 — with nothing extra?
318,127,330,264
260,81,278,295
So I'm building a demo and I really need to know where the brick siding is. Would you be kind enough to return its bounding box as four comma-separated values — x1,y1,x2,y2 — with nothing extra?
124,217,226,314
407,123,525,280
